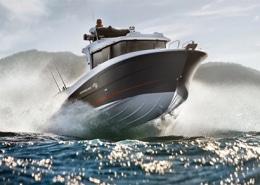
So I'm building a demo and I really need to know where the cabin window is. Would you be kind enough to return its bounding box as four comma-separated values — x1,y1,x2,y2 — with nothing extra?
111,42,127,58
92,47,110,67
91,40,166,68
111,40,166,58
128,40,165,52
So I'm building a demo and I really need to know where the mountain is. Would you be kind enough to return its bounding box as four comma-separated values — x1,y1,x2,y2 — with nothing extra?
194,62,260,85
0,50,86,84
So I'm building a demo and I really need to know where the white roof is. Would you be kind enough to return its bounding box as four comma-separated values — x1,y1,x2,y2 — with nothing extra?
82,31,170,54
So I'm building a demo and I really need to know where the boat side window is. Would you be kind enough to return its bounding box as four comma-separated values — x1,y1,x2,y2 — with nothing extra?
111,41,127,58
127,40,166,52
91,40,167,69
154,41,166,49
92,47,110,68
111,40,166,58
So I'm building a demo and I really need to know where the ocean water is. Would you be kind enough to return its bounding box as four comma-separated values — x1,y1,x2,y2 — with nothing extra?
0,132,259,184
0,52,260,184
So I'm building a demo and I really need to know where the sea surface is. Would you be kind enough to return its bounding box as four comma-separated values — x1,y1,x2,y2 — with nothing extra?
0,52,260,184
0,132,259,185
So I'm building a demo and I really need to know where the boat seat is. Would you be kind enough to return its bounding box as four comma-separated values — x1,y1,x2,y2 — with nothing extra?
96,26,130,38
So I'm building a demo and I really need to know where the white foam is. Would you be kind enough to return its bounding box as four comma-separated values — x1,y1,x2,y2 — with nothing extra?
0,59,66,133
161,80,260,137
43,101,100,138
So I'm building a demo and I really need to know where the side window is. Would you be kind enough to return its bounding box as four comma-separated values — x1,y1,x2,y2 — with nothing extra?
155,41,166,49
127,41,152,52
127,41,166,52
91,40,167,68
111,42,127,58
92,47,110,67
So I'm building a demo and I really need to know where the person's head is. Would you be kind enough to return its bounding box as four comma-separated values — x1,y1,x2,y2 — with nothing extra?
96,19,103,27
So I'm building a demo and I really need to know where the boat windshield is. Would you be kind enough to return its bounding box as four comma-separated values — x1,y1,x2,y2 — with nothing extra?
92,40,166,68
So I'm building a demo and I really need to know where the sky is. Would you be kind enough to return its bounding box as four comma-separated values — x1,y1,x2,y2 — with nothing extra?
0,0,260,70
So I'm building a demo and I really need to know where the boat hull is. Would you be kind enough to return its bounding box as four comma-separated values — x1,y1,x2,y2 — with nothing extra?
66,48,207,128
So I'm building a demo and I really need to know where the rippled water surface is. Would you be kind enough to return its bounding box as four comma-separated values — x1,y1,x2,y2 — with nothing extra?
0,132,259,184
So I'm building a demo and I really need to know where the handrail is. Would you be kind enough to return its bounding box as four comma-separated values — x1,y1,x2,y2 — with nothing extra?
168,40,180,49
182,40,198,51
182,40,194,48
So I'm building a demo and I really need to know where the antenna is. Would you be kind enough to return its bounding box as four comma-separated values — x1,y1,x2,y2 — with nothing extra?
89,0,95,23
49,67,61,93
54,64,67,90
88,0,99,40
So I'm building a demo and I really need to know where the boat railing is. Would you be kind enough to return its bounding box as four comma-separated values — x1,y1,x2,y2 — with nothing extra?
182,40,198,51
168,40,198,51
168,40,180,49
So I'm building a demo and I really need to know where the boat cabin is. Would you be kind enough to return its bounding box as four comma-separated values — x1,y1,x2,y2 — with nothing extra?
82,26,170,70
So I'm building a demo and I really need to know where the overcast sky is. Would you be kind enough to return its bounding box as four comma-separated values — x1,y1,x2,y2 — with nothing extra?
0,0,260,70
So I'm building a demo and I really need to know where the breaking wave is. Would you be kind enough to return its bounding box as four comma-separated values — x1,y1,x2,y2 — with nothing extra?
0,50,260,139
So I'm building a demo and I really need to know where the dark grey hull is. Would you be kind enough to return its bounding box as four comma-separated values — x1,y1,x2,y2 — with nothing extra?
66,48,207,128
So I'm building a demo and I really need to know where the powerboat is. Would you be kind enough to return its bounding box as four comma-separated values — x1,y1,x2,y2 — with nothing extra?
62,26,207,131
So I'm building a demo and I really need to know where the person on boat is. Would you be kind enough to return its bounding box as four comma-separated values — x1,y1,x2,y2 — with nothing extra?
89,18,103,36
